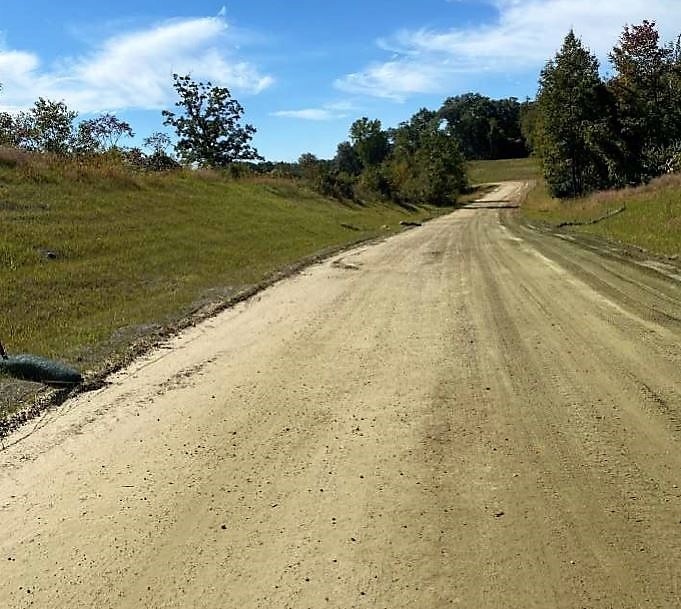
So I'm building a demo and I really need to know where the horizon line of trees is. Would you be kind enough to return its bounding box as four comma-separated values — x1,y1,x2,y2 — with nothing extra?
291,93,532,206
1,20,677,204
0,71,530,204
295,110,466,206
0,73,263,172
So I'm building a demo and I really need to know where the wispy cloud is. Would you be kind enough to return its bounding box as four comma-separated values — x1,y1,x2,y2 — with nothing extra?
335,0,681,100
272,108,339,121
272,100,357,121
0,15,273,114
335,60,450,101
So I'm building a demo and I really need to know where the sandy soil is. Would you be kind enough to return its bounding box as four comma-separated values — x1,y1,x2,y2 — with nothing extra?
2,181,681,608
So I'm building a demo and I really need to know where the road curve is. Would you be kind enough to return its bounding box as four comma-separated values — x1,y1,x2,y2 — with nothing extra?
2,181,681,608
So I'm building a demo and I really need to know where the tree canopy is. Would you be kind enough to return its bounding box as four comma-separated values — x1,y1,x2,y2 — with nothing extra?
530,21,681,197
438,93,528,160
609,20,681,181
349,117,390,168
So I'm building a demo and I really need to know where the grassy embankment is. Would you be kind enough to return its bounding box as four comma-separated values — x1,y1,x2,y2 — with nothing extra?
522,173,681,258
0,152,440,406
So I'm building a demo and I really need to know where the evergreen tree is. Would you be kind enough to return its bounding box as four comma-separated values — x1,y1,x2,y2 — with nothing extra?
536,31,614,197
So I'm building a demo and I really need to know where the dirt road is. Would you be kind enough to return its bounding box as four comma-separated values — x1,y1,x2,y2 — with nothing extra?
3,181,681,608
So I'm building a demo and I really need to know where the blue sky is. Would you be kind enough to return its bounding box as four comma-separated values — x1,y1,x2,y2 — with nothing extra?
1,1,681,161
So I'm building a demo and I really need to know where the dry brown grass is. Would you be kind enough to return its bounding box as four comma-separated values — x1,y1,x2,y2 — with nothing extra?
0,148,145,188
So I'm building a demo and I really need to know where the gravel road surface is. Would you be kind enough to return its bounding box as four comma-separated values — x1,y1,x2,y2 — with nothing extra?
2,181,681,608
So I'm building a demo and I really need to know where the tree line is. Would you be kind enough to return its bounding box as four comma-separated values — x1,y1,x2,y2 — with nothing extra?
0,73,262,172
0,95,178,170
294,94,531,206
528,20,681,198
0,66,532,205
10,20,680,206
296,111,465,206
1,19,677,205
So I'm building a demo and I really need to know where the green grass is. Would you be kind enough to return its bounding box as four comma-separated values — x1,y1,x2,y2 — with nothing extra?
521,174,681,257
0,153,441,398
466,157,541,184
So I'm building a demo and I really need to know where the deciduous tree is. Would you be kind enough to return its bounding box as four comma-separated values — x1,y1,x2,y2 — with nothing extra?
80,113,134,151
608,20,680,181
162,74,261,167
349,117,389,168
439,94,527,160
387,109,466,205
143,132,172,155
15,98,77,155
333,141,362,176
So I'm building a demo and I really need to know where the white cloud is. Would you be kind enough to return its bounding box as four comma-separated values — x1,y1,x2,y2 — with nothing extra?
336,0,681,99
272,100,357,121
272,108,338,121
0,15,273,114
335,60,450,102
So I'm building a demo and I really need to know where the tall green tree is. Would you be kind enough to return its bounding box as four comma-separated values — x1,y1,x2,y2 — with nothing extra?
608,20,681,181
162,74,261,167
333,141,362,176
388,109,466,205
0,112,18,147
536,30,614,197
519,99,541,153
297,152,321,180
349,117,390,168
412,122,466,204
390,108,438,156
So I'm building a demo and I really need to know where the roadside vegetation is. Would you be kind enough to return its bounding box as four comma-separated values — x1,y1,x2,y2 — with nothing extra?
295,93,532,207
521,174,681,257
513,19,681,258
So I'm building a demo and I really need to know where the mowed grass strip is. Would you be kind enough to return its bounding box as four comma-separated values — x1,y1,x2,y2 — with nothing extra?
521,174,681,257
466,157,541,184
0,155,437,380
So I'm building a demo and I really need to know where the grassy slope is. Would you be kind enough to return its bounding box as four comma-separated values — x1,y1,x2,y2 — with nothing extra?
0,159,438,380
522,174,681,257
